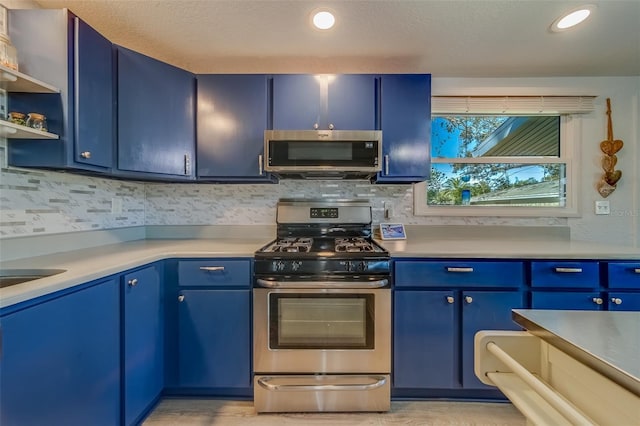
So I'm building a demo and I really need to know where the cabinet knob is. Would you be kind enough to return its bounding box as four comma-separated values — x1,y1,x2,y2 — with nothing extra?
592,297,603,305
328,123,334,130
464,296,473,304
128,278,138,287
313,123,319,130
446,296,455,304
178,295,185,302
80,151,91,159
611,297,622,305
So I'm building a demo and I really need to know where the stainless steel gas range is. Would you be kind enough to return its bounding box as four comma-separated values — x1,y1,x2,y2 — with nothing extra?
253,199,391,413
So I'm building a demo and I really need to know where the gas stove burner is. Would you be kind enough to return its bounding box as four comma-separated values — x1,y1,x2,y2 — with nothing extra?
335,237,375,253
266,237,313,253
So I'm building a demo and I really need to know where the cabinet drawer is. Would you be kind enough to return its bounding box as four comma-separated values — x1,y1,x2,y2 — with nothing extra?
607,262,640,289
530,261,599,288
178,259,251,287
394,261,524,288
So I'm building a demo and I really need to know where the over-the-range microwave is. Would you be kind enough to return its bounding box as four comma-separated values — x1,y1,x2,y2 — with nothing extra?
264,130,382,179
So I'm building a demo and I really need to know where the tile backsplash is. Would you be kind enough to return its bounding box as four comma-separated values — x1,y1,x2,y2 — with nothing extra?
1,148,565,239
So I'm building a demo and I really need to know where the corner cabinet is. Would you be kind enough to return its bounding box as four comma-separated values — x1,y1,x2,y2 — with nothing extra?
7,9,114,172
0,278,120,426
376,74,431,183
116,46,195,180
122,263,164,425
164,259,252,396
393,259,525,398
196,74,275,182
271,74,378,130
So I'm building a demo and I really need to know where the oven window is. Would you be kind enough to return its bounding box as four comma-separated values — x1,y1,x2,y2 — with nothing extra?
269,294,374,349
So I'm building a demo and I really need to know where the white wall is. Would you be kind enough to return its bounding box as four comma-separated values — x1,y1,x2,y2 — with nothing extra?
1,76,638,247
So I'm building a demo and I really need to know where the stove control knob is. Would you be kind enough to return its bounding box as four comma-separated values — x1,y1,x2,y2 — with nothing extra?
291,261,302,271
356,261,368,272
273,260,286,272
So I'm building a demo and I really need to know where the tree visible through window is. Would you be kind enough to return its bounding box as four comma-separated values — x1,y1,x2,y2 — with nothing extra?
427,115,565,207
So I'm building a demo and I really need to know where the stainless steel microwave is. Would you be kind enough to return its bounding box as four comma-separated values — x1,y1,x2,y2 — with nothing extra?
264,130,382,179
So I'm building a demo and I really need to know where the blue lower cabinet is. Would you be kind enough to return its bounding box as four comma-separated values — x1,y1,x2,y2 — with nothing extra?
393,290,456,389
122,264,164,425
607,292,640,311
393,289,523,392
0,278,120,426
460,291,524,389
177,289,251,390
531,291,604,310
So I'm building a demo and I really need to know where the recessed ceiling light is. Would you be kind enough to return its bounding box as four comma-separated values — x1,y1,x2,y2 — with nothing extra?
550,4,596,32
312,10,335,30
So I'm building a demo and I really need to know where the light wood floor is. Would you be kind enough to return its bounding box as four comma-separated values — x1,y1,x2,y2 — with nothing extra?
143,398,526,425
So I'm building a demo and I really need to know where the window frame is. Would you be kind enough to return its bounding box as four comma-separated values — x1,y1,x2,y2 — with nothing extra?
414,114,582,217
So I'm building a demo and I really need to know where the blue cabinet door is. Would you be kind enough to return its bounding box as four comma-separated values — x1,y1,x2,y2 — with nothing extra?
531,291,604,310
197,75,273,181
0,279,120,426
377,74,431,183
272,74,377,130
607,292,640,311
393,290,456,389
117,46,195,179
461,290,524,389
123,264,163,426
74,17,113,169
177,289,251,389
7,10,113,172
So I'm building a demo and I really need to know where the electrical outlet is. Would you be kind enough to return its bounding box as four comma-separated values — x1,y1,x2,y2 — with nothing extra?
595,200,610,215
384,202,393,219
111,197,123,214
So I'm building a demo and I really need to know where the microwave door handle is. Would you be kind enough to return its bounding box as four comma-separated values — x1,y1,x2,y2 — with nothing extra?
256,278,388,289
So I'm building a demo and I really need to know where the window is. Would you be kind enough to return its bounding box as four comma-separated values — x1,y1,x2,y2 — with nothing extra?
414,96,595,217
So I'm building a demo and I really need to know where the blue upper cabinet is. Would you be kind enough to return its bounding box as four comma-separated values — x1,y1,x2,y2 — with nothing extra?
376,74,431,183
197,75,275,182
271,74,377,130
7,9,114,172
116,46,195,180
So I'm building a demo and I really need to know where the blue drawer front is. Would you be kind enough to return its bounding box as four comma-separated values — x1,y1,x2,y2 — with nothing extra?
531,291,603,310
530,261,599,288
394,261,524,288
607,262,640,289
178,259,251,287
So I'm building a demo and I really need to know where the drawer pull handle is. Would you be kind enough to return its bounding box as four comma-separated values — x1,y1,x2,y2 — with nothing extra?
554,267,583,273
178,295,185,302
634,268,640,274
447,267,474,273
199,266,225,272
592,297,603,305
446,296,455,304
611,297,622,305
465,296,473,304
128,278,138,287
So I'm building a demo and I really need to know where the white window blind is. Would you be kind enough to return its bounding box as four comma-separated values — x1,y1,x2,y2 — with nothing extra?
432,96,596,115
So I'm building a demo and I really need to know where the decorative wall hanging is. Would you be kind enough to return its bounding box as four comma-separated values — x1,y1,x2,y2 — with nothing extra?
597,98,623,198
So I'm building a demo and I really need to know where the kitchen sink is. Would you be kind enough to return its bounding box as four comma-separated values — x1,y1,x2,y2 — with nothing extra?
0,269,66,289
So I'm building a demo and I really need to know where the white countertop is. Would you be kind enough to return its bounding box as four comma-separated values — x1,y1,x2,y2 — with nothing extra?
1,229,638,309
512,309,640,397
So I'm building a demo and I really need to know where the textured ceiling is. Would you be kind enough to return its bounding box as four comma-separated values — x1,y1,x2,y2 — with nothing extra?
20,0,640,76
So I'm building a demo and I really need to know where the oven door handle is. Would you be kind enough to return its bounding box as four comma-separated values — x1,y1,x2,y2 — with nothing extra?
257,376,387,392
256,278,388,289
